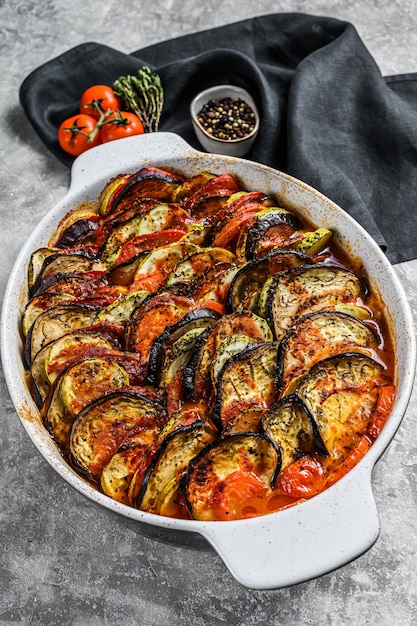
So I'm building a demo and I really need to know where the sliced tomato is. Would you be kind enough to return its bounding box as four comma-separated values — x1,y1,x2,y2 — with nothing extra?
212,209,259,248
277,456,327,498
212,471,269,520
326,436,372,487
367,385,396,441
116,229,187,266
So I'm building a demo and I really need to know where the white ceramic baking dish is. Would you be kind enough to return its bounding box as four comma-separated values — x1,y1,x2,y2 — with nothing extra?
2,133,415,590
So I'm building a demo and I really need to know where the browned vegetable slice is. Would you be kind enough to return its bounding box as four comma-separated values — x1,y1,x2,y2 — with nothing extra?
261,264,367,340
135,420,218,515
146,307,220,385
276,311,380,396
26,304,100,365
213,342,280,431
185,433,281,521
100,442,155,505
44,357,130,448
31,330,117,403
262,395,328,470
296,353,386,461
183,311,273,401
29,252,98,297
70,390,167,480
226,249,310,313
22,292,76,337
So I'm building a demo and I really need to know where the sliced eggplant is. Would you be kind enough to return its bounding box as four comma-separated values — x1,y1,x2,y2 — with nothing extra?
100,442,155,505
158,327,209,389
262,395,328,471
108,167,184,214
296,353,386,460
172,172,216,202
31,330,116,403
22,292,76,337
226,249,311,313
183,311,273,401
213,342,280,431
28,247,59,292
26,304,100,365
135,419,218,515
185,433,281,521
242,207,301,261
29,252,98,298
276,310,380,396
261,264,367,340
146,307,220,386
184,173,240,218
44,356,130,448
211,334,257,384
70,390,167,480
30,273,99,301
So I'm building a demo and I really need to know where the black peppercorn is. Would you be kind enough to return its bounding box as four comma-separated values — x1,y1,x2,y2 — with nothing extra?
197,97,256,140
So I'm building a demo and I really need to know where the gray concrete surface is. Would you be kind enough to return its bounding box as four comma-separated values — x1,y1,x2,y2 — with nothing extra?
1,1,417,624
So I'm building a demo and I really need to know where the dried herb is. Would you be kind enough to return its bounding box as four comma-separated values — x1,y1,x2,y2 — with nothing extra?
113,66,164,133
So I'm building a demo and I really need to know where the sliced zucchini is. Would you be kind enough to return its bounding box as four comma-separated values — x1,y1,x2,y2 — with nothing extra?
262,395,328,471
172,172,216,202
297,228,333,256
185,433,281,521
135,420,218,515
165,247,236,287
96,290,150,326
135,203,189,236
99,213,148,265
98,174,131,216
296,353,386,460
70,390,167,480
31,330,116,402
276,310,380,396
261,264,367,340
45,356,130,449
226,249,310,313
26,304,100,365
213,342,280,431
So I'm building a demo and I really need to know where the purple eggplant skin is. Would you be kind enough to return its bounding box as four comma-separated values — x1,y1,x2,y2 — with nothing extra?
244,210,301,261
56,218,100,249
146,307,221,386
225,248,311,313
108,167,184,215
261,394,329,468
135,419,219,512
29,251,97,298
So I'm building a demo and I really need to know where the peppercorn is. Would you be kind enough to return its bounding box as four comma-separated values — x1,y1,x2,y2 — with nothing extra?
197,97,256,140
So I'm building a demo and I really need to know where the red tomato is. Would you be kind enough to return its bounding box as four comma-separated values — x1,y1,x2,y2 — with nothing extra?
79,85,122,120
277,457,327,498
100,111,145,143
58,114,101,156
213,471,268,520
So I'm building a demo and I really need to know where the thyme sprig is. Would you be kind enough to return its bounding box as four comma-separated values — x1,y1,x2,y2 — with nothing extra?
113,66,164,133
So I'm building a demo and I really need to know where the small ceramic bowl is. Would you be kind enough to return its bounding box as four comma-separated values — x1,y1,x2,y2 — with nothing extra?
190,85,260,157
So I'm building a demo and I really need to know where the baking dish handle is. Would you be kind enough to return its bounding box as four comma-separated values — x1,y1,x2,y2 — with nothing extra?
198,461,379,590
